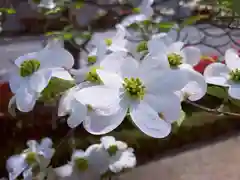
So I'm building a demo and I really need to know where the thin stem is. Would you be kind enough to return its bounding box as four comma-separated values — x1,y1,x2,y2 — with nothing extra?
185,100,240,117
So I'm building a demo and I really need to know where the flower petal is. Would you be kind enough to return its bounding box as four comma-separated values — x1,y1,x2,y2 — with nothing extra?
179,66,207,101
6,155,27,180
130,101,171,138
97,70,123,89
100,136,116,149
139,53,169,73
72,150,86,160
29,69,52,93
139,0,154,16
74,85,121,115
143,69,188,95
83,105,127,135
38,46,74,69
22,168,33,180
119,56,139,78
228,84,240,100
141,6,153,17
40,137,53,149
39,138,55,159
58,82,93,117
203,62,230,87
99,51,128,73
16,87,38,112
14,52,39,67
121,14,148,27
54,164,73,178
85,144,109,174
182,46,201,66
148,35,168,56
116,141,128,151
144,93,181,123
167,41,184,54
110,25,128,52
109,148,136,173
58,86,80,117
26,140,38,152
225,48,240,70
9,72,27,93
67,101,87,128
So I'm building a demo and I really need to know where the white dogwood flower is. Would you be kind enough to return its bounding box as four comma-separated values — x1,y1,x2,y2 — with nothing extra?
75,54,186,138
204,48,240,99
100,136,136,173
121,0,154,26
54,144,109,180
144,33,206,101
8,44,74,112
6,138,55,180
58,81,125,135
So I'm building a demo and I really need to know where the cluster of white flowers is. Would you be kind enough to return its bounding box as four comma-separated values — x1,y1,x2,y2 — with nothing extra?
5,136,136,180
6,137,55,180
7,0,240,139
4,0,240,178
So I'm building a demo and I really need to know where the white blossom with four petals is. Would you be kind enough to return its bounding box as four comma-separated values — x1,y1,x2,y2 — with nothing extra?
146,33,207,101
9,43,74,112
100,136,136,173
74,52,186,138
55,144,109,180
6,138,55,180
204,48,240,99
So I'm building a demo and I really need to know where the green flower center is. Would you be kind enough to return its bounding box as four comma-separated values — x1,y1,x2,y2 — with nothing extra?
107,145,118,156
132,7,141,13
85,67,102,84
136,41,148,53
167,53,183,68
229,69,240,82
87,104,93,112
123,77,146,100
20,59,40,77
74,158,89,171
25,152,37,165
87,56,97,64
105,38,112,46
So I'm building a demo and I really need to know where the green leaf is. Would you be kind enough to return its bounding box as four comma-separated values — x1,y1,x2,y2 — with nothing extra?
180,15,209,28
39,77,75,104
44,31,60,36
175,110,186,127
63,33,73,40
232,0,240,15
206,85,228,99
172,110,186,133
78,32,92,40
128,23,139,30
0,8,16,14
157,22,175,29
229,97,240,107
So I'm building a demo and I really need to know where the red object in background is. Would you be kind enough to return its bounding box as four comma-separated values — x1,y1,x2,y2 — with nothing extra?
193,55,226,74
0,82,13,114
193,56,217,74
194,59,214,74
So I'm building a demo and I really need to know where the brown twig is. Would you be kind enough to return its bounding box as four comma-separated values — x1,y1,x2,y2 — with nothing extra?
186,100,240,117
